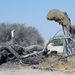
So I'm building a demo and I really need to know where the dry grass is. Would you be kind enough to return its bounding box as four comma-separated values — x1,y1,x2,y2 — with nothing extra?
39,55,75,72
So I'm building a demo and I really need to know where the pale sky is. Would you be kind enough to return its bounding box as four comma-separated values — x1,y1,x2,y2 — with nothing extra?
0,0,75,39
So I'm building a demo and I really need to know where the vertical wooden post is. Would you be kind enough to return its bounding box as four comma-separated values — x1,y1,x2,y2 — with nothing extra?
11,29,15,44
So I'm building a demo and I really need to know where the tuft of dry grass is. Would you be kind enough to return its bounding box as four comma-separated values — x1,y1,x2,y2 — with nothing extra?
39,55,75,72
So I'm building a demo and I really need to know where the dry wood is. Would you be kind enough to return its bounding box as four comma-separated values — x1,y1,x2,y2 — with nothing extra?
46,9,75,56
15,44,43,52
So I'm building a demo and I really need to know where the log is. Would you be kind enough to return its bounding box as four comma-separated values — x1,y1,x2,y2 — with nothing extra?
0,41,44,65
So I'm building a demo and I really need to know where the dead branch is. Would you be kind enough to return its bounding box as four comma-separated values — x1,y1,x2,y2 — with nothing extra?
15,44,43,52
42,29,62,56
21,52,37,58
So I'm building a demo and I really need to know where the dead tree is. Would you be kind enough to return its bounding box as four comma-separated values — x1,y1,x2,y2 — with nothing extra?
1,9,75,66
46,9,75,56
0,29,44,65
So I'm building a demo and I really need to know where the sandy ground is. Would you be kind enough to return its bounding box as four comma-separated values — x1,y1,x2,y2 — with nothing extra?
0,66,74,75
47,43,63,53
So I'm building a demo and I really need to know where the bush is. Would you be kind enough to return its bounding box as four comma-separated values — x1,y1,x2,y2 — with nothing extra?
52,35,64,46
0,23,44,46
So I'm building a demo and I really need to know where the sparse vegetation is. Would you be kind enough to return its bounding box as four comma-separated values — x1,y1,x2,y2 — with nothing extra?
52,35,64,46
0,23,44,46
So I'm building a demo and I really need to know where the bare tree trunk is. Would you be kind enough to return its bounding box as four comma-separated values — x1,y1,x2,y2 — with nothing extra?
62,26,74,56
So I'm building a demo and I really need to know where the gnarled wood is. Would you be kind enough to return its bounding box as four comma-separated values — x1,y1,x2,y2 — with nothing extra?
46,9,75,56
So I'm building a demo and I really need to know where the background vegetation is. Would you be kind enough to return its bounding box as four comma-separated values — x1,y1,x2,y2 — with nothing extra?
0,23,44,47
52,35,64,46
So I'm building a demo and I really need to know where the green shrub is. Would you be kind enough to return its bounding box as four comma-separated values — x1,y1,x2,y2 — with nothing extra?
52,35,64,46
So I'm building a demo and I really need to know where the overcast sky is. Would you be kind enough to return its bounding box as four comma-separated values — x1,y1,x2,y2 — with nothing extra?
0,0,75,39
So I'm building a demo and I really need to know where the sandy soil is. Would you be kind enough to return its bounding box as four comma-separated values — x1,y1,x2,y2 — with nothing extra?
47,45,63,53
0,66,74,75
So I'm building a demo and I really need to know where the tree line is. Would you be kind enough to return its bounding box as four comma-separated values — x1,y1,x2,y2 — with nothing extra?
0,23,44,47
